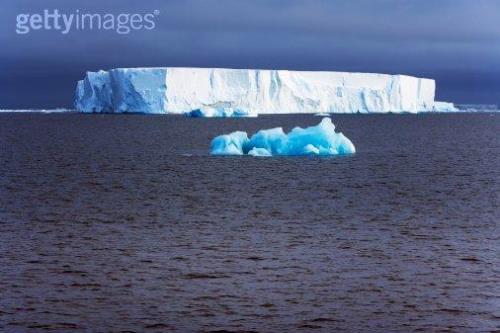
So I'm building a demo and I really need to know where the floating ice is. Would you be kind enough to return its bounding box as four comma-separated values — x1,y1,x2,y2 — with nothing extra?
75,67,441,114
0,108,74,113
185,107,257,118
210,131,249,155
455,104,498,112
210,118,355,156
432,101,458,112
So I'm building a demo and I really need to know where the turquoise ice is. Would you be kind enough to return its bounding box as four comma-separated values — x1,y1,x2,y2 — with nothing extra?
210,118,355,156
210,131,250,155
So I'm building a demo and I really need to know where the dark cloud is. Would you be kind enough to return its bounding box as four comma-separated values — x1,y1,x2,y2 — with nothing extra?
1,0,499,108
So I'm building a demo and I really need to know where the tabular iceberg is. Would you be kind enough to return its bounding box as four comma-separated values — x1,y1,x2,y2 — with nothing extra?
210,117,355,156
75,67,453,114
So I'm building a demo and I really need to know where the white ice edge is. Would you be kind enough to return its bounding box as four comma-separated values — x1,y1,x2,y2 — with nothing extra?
74,67,459,114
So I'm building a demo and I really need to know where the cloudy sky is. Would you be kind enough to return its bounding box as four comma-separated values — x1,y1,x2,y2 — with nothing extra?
1,0,499,108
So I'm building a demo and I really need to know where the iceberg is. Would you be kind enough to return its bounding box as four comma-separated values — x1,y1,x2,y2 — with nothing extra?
185,107,257,118
0,108,74,113
210,131,249,156
455,104,498,112
432,101,458,112
210,118,355,156
75,67,441,114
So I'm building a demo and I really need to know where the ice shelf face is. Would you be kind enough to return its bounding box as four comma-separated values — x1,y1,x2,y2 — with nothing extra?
75,67,441,114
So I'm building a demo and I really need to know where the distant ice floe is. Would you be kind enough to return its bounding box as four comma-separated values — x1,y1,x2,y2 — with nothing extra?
0,108,74,113
210,117,355,156
455,104,499,112
185,107,257,118
432,101,458,112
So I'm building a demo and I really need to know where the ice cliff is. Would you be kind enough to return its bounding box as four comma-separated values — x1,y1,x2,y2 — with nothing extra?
75,67,451,114
210,117,355,156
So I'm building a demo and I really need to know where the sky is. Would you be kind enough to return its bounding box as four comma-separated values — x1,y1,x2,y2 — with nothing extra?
1,0,499,108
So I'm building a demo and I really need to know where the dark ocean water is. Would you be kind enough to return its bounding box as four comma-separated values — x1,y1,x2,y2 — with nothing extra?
0,113,499,333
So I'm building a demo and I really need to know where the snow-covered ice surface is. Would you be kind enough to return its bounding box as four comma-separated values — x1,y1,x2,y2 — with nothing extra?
75,67,448,114
185,107,257,118
210,117,355,156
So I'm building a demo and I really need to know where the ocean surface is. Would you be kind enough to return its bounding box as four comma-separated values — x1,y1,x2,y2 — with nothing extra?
0,113,499,333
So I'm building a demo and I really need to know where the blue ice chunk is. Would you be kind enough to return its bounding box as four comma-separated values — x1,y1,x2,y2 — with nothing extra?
232,108,257,117
301,144,320,155
185,107,257,118
285,118,356,155
248,127,287,155
210,131,249,155
210,118,355,156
